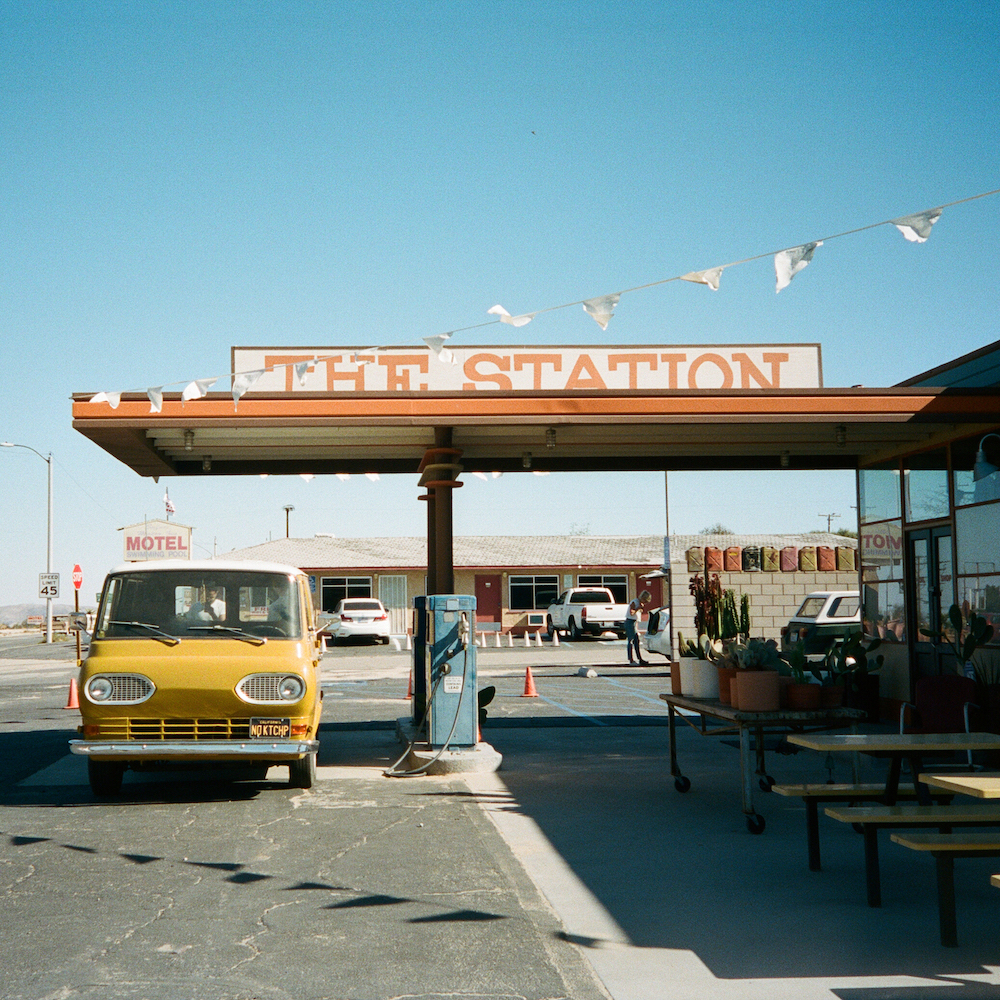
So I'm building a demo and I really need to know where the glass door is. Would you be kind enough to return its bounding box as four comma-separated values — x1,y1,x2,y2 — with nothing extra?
908,526,954,681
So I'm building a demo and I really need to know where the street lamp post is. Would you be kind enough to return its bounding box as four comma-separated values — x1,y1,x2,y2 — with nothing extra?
283,504,294,538
1,442,54,643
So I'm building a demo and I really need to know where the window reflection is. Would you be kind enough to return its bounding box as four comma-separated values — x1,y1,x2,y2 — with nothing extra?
860,519,905,641
904,449,949,523
954,431,1000,506
860,464,901,524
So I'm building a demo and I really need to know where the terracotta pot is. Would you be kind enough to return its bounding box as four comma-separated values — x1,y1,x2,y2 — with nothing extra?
820,685,844,709
778,675,793,709
717,666,737,705
787,682,821,711
729,676,740,710
736,670,781,712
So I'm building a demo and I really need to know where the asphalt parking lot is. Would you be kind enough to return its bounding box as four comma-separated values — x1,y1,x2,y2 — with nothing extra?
3,637,1000,1000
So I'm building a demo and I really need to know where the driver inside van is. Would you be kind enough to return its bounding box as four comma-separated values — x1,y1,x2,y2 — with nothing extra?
190,585,226,622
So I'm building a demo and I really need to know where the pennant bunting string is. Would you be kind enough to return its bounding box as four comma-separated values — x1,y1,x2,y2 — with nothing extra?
78,187,1000,413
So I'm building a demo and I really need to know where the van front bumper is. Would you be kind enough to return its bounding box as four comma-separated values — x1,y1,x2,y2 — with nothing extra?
70,739,318,759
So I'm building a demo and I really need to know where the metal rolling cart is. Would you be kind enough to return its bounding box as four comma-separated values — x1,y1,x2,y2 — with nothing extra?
659,693,865,833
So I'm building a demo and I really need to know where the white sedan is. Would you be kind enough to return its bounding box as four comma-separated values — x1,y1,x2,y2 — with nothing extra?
644,606,672,659
323,598,392,645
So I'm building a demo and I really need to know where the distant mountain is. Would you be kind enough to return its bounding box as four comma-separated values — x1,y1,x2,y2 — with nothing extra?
0,603,77,626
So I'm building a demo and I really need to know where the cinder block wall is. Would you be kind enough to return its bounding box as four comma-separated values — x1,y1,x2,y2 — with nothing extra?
669,564,858,644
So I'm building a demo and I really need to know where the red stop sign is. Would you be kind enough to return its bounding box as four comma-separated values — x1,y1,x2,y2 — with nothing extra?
72,564,83,590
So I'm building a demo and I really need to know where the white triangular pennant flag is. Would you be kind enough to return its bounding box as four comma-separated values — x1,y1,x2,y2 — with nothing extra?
491,471,503,479
181,378,217,402
488,304,534,328
423,334,456,364
232,369,264,406
472,471,489,480
582,294,621,330
89,392,121,409
299,473,315,482
147,387,163,413
294,361,312,385
680,267,724,291
775,241,822,293
335,473,350,481
891,208,942,243
365,472,380,481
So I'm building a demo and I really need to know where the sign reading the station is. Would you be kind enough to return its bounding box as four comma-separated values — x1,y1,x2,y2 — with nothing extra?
232,343,823,394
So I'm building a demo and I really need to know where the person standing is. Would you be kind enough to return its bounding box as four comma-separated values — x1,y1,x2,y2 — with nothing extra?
626,589,651,665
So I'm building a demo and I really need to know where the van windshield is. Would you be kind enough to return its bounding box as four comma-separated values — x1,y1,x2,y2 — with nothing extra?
95,570,303,640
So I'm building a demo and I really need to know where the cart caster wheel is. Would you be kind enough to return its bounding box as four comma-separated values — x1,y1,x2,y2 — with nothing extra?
746,813,766,834
759,775,775,792
674,776,691,793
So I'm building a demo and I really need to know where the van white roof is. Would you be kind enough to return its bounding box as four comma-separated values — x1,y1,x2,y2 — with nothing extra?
107,559,306,577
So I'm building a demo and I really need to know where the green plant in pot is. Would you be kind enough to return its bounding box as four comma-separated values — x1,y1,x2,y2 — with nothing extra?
780,644,821,711
731,637,782,712
920,603,998,732
919,603,994,680
825,633,884,720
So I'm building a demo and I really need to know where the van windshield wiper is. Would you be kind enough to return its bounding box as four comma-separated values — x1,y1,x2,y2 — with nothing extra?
109,621,181,646
186,625,266,646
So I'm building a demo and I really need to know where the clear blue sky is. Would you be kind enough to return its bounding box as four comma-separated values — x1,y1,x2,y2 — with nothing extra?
1,1,998,606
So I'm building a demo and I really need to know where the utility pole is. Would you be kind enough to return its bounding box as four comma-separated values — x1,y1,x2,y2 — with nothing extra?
283,505,294,538
819,512,840,532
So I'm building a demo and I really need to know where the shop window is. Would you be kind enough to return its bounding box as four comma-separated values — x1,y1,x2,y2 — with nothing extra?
953,431,1000,507
509,575,559,611
320,576,372,613
903,449,949,523
860,519,905,641
956,505,1000,637
578,574,628,602
859,464,901,524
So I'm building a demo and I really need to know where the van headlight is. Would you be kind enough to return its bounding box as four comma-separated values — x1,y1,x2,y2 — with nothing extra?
277,675,305,701
87,677,114,702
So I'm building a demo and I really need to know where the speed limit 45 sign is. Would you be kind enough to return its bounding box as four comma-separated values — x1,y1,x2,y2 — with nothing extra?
39,573,59,599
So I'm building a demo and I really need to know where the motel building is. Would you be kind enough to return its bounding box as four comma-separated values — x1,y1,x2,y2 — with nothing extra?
75,337,1000,721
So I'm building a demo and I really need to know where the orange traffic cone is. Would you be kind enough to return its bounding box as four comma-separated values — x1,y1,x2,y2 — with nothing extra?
64,677,79,710
521,666,539,698
406,670,413,700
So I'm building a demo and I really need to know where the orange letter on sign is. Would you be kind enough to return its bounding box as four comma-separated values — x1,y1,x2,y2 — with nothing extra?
563,354,608,390
324,357,367,391
688,353,733,389
463,353,512,391
731,352,789,388
265,355,317,392
513,354,562,389
608,354,658,389
380,355,429,391
659,354,687,389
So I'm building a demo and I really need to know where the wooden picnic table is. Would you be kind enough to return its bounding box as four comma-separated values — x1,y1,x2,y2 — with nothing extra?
659,693,864,834
785,732,1000,805
918,773,1000,799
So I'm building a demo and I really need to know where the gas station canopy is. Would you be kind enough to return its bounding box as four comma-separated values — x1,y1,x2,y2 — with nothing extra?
71,387,1000,479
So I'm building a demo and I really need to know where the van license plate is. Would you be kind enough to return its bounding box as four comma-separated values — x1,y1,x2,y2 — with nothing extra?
250,718,291,739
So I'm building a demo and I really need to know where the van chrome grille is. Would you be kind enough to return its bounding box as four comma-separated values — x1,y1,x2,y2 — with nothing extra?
94,718,253,740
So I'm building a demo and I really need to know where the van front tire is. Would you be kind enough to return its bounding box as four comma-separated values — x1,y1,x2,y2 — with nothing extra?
88,759,125,797
288,753,316,789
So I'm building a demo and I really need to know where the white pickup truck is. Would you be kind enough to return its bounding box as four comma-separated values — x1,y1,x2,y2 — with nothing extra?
546,587,631,640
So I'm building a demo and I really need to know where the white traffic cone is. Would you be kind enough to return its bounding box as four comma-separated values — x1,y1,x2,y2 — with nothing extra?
552,629,559,646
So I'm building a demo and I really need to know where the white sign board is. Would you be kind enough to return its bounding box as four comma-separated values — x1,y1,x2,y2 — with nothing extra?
232,343,823,394
39,573,59,599
122,519,193,562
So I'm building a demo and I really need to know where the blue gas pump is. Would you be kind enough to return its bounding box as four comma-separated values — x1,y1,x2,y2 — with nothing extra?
412,594,477,748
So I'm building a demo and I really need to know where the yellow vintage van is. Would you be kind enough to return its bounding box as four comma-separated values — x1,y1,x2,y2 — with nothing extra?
70,560,323,796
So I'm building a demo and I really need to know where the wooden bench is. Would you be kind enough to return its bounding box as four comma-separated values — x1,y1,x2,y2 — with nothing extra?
823,803,1000,907
771,783,952,872
890,832,1000,946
